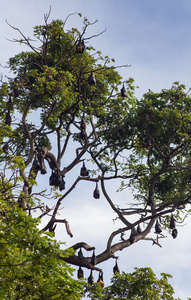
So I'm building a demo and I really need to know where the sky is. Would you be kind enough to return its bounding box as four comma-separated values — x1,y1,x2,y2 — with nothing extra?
1,0,191,298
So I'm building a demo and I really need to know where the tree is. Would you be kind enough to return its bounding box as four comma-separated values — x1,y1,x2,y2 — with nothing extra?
0,174,84,299
1,9,191,290
87,267,179,300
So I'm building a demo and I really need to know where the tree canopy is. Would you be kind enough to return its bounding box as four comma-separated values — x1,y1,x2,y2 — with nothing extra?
0,187,84,299
87,267,178,300
0,11,190,298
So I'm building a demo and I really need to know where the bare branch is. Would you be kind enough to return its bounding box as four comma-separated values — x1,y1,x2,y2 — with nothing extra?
83,28,107,40
62,255,103,272
44,6,51,24
70,242,95,251
5,20,43,58
100,178,132,227
63,12,80,28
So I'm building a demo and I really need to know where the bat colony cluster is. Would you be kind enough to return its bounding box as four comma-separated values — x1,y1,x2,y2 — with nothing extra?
154,215,178,239
33,151,66,191
77,246,120,287
147,193,178,239
77,247,104,287
2,37,178,286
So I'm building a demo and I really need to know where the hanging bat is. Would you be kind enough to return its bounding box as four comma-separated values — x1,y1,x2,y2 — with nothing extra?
33,153,41,171
93,182,100,199
129,231,135,244
49,171,55,186
5,110,11,126
55,171,62,187
172,228,178,239
59,176,65,191
80,161,89,176
2,143,9,154
49,170,59,186
137,224,142,234
120,83,127,97
79,129,86,141
113,260,120,274
88,270,94,285
97,272,104,288
155,219,162,234
78,247,84,260
77,266,84,279
80,114,87,130
49,170,62,188
120,232,125,241
90,249,97,266
13,88,19,98
169,214,176,229
88,72,96,86
76,38,85,53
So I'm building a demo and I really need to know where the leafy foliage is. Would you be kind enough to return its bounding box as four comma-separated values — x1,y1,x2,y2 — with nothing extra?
0,196,84,299
87,268,179,300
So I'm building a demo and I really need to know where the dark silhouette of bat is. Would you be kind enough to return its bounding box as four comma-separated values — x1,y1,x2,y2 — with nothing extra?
113,259,120,274
155,219,162,234
13,88,19,98
97,272,104,288
79,129,86,141
78,247,84,260
93,182,100,199
80,114,87,130
121,83,127,97
80,161,89,176
169,214,176,229
59,176,65,191
5,110,11,126
137,224,142,234
172,228,178,239
77,266,84,279
49,170,65,191
33,153,41,171
2,143,9,154
129,231,135,244
76,38,85,53
88,72,96,86
88,270,94,284
90,249,97,266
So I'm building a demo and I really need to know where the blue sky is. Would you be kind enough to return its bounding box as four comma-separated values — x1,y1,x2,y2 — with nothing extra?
1,1,191,298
